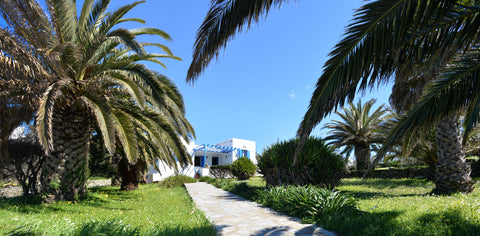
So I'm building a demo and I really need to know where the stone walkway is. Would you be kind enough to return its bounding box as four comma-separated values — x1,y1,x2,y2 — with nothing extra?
184,182,336,236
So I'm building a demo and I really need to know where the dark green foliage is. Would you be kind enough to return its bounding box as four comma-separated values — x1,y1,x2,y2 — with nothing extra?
7,138,44,196
88,133,117,178
257,185,359,223
210,178,235,189
258,137,346,188
230,157,256,180
467,157,480,178
158,175,196,188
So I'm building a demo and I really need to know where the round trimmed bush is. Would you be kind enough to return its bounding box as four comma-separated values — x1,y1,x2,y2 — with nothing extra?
230,157,256,180
258,137,347,188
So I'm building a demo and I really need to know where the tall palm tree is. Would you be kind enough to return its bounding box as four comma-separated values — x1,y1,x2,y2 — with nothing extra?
0,0,194,201
187,0,479,193
324,99,389,170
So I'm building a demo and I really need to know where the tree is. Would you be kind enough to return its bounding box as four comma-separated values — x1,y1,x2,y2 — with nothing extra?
0,27,46,164
187,0,479,193
324,99,389,170
294,0,479,193
0,0,194,201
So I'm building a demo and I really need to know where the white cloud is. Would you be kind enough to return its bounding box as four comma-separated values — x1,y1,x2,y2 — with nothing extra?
289,90,296,99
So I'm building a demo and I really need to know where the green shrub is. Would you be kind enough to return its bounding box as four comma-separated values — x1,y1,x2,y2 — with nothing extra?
258,137,346,188
158,175,196,188
211,178,235,190
467,156,480,177
230,157,256,180
256,185,359,223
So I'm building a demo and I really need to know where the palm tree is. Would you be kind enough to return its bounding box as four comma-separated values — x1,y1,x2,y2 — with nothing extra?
0,27,46,164
293,0,478,193
0,0,194,201
324,99,389,170
187,0,479,193
380,113,438,174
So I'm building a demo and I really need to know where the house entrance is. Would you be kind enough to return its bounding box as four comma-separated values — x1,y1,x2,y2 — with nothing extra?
212,157,219,166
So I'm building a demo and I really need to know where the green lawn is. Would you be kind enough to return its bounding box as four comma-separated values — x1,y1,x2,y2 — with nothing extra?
0,184,216,235
222,177,480,236
335,178,480,235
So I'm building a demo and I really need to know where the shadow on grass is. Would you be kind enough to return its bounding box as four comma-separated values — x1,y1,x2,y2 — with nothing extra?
339,189,430,200
225,182,264,200
320,210,403,235
0,186,132,214
341,178,432,189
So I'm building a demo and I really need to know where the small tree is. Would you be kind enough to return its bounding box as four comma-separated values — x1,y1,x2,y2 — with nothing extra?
231,157,256,180
7,135,44,196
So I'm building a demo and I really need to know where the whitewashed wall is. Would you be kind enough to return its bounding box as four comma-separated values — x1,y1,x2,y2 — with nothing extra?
146,138,256,182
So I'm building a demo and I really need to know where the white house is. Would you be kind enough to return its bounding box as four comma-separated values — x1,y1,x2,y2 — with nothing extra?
146,138,256,182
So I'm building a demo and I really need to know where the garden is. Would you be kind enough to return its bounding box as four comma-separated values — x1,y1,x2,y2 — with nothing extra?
2,0,480,235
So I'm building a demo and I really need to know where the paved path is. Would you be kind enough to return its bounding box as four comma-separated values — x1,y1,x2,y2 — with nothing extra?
184,182,336,236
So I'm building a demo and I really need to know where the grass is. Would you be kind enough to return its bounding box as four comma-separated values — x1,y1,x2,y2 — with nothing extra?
0,183,216,235
334,178,480,235
217,177,480,236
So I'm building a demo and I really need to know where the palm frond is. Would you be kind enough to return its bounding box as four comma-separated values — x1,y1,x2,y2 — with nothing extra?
371,50,480,170
187,0,290,82
36,81,69,153
130,27,172,41
47,0,77,43
112,108,138,162
117,18,146,24
142,43,174,56
98,1,145,41
107,28,144,55
295,0,475,156
80,95,116,154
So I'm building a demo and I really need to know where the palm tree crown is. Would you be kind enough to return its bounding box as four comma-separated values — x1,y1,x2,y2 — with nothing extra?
325,99,389,170
0,0,194,200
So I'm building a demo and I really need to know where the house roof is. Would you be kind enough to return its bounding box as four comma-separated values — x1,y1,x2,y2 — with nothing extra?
193,144,240,154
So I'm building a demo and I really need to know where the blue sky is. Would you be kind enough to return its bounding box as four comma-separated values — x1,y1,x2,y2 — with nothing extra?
3,1,393,154
113,0,393,153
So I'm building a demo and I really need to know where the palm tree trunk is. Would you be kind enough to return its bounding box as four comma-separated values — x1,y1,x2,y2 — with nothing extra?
355,143,370,170
41,104,91,202
118,157,139,191
435,115,475,193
